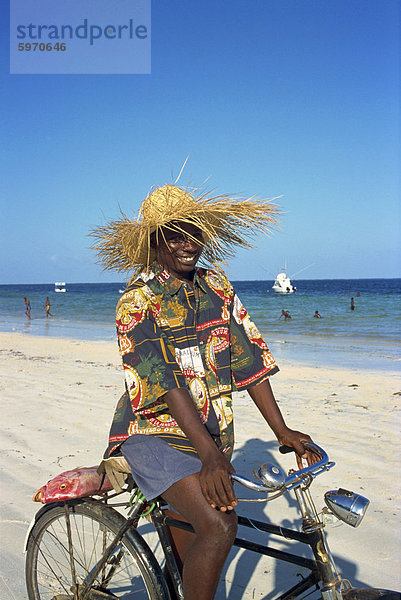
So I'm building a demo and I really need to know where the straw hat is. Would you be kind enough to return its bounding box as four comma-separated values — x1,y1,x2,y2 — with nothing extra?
90,184,280,278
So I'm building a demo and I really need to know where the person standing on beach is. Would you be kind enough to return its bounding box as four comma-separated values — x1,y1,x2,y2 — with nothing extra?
24,297,31,320
91,183,318,600
44,297,53,317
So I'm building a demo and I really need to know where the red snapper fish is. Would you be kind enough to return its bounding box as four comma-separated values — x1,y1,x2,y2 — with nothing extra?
33,465,113,503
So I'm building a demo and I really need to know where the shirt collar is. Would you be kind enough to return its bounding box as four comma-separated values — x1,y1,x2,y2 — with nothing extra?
150,262,207,296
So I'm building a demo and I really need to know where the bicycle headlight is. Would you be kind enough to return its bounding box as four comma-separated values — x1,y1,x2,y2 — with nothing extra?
324,488,369,527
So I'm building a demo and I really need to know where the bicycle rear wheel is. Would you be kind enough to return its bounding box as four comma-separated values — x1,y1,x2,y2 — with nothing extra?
25,499,169,600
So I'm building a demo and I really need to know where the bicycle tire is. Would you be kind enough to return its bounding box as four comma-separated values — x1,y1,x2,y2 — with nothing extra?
342,588,400,600
25,499,170,600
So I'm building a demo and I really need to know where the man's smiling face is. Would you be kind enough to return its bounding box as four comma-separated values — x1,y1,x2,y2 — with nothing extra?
154,222,204,281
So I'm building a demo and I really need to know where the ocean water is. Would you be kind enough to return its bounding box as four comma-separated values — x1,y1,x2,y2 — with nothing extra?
0,279,400,370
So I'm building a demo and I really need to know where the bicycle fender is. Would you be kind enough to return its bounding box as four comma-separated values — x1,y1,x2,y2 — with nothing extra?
23,499,85,553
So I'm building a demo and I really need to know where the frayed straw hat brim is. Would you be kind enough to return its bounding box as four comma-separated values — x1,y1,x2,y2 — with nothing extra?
90,184,281,278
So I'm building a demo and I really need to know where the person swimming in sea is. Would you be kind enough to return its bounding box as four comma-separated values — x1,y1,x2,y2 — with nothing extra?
279,309,291,320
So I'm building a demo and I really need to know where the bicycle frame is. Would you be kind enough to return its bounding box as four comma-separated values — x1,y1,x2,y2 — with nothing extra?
152,500,341,600
163,512,324,598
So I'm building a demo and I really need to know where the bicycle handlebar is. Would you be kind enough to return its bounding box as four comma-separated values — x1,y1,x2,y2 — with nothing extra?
284,441,329,486
232,442,332,497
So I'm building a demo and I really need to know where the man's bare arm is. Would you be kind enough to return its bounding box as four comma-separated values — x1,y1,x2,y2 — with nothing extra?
247,379,317,468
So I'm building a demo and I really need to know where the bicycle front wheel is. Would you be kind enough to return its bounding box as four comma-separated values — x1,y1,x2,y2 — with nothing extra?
25,499,169,600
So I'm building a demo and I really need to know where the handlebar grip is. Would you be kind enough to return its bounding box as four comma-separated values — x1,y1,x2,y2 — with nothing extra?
279,445,295,454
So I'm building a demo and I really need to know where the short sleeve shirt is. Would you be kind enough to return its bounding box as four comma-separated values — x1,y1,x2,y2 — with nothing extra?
107,263,279,458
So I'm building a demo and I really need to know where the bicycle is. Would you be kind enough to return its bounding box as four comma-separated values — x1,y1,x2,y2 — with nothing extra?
24,442,400,600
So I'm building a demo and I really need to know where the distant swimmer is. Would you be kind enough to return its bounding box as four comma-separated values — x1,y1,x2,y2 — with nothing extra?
279,309,291,320
350,297,355,311
24,297,31,320
313,310,322,318
45,297,53,317
356,292,360,297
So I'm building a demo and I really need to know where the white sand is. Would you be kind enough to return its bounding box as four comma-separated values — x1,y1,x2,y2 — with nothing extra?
0,332,400,599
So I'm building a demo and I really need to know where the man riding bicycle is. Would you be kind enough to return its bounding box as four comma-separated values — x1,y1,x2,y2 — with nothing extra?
91,182,317,600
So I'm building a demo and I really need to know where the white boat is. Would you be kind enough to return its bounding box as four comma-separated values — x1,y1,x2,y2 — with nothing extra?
272,271,296,294
54,282,66,293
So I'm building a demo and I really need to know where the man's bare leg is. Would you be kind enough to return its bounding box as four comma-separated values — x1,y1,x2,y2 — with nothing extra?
162,472,237,600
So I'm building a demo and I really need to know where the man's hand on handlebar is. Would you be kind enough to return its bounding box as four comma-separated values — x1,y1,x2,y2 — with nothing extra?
276,427,320,468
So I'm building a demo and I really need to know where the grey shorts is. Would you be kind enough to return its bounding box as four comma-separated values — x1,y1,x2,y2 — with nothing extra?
121,434,202,501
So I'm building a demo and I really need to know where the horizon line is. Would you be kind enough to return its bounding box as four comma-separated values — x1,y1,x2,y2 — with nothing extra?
1,276,401,286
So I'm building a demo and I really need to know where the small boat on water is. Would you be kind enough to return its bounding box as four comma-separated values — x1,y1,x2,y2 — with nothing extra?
272,271,296,294
54,282,66,293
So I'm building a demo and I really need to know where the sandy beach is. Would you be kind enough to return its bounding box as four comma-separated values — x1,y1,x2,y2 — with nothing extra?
0,331,400,599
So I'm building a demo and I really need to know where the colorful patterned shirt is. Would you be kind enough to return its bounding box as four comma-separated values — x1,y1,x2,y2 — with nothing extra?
107,263,279,458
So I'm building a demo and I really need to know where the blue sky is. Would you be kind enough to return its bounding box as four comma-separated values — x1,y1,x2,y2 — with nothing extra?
1,0,400,283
